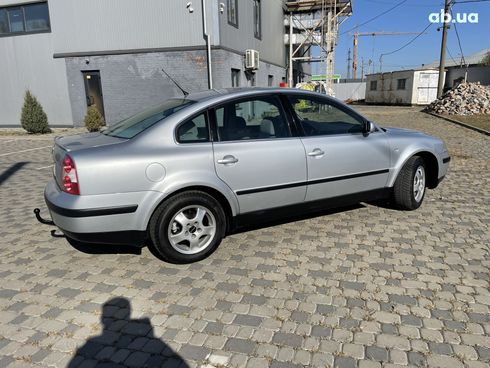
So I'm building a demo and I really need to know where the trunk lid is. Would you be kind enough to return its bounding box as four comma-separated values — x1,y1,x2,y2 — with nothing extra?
55,132,127,152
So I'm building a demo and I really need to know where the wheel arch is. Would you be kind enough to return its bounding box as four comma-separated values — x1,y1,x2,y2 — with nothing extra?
389,150,439,189
146,185,236,233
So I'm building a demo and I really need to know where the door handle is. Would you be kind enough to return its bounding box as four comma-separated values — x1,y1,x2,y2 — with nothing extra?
307,149,325,157
217,155,239,165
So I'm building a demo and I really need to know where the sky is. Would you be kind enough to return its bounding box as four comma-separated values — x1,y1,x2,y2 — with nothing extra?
312,0,490,77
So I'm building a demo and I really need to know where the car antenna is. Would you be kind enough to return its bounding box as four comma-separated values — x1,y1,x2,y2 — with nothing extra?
161,68,189,97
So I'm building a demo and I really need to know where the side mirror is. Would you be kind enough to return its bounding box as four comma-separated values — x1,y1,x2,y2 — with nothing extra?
363,121,377,135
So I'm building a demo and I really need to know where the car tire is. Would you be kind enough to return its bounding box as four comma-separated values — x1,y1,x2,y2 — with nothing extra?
393,156,427,210
149,191,226,263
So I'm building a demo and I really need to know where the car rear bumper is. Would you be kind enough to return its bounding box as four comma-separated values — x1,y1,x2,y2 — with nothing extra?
44,179,159,236
62,229,147,246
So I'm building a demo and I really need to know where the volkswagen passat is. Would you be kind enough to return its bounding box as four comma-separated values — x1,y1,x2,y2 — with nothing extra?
43,88,450,263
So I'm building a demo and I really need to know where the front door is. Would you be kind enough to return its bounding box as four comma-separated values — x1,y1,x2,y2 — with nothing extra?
286,95,391,202
82,71,105,119
212,95,307,214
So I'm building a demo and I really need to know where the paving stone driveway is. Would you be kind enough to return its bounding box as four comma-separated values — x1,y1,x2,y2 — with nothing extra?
0,107,488,368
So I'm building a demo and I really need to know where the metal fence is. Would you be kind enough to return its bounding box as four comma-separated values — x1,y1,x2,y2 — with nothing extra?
332,82,366,101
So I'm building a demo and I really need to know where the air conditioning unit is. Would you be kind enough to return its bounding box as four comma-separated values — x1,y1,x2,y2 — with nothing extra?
245,49,260,70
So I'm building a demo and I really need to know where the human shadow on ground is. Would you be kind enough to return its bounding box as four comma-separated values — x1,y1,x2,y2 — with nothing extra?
68,297,189,368
0,162,28,186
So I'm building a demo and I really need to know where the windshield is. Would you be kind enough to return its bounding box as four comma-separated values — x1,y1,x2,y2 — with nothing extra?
103,99,196,139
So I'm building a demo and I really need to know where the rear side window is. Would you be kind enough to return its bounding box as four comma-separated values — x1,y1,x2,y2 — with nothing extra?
176,112,209,143
103,99,195,139
215,96,291,141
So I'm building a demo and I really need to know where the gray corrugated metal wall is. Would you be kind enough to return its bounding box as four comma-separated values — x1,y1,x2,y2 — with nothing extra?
49,0,211,54
0,0,286,127
0,33,73,126
219,1,285,67
332,82,366,102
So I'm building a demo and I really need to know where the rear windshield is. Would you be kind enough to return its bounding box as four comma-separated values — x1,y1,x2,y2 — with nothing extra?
103,99,195,139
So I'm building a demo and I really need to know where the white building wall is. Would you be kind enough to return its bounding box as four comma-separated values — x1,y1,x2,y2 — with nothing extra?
0,33,72,126
365,70,415,105
365,69,441,105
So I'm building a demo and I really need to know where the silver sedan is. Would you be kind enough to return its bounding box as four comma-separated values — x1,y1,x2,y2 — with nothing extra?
42,88,450,263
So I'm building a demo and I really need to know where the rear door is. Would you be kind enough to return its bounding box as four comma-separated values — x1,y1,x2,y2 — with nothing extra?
211,95,307,214
286,94,391,202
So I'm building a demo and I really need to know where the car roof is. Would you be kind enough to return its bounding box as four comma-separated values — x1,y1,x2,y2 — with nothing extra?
184,87,333,104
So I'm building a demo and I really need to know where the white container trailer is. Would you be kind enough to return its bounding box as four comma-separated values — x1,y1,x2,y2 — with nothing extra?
365,69,443,105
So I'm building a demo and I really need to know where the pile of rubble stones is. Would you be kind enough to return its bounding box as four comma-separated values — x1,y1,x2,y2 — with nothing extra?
425,82,490,115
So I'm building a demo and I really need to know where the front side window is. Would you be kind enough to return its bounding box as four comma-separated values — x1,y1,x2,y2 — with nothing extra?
253,0,261,39
227,0,238,28
0,2,50,36
216,96,291,141
288,96,364,136
177,112,209,143
397,78,407,90
103,99,195,139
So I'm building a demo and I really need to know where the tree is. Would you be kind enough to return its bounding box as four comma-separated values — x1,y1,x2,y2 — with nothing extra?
20,91,51,134
84,105,106,132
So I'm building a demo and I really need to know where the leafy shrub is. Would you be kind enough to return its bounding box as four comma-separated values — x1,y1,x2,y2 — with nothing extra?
84,105,106,132
20,90,51,134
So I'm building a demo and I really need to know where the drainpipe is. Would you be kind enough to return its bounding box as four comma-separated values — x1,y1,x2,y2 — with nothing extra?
202,0,213,89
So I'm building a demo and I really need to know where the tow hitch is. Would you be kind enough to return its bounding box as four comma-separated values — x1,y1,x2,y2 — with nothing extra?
33,208,65,238
33,208,55,226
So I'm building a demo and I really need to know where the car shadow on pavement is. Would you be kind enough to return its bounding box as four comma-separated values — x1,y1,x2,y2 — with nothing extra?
230,203,365,235
66,237,143,255
0,161,28,186
68,297,189,368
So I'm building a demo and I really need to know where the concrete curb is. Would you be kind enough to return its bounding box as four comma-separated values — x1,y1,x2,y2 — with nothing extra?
425,111,490,136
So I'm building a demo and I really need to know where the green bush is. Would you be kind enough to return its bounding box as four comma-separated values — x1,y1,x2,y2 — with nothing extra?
84,105,106,132
20,90,51,134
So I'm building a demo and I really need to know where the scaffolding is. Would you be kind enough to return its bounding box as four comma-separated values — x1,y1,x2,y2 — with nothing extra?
285,0,352,94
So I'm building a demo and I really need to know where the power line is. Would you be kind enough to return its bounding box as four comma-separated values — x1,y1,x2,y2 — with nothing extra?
377,22,433,72
365,0,445,7
446,46,458,65
450,8,467,65
453,0,490,3
340,0,409,36
380,22,433,58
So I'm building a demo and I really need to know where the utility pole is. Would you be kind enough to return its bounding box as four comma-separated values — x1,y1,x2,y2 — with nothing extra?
288,12,294,87
437,0,451,98
347,48,352,79
352,33,358,78
361,57,365,81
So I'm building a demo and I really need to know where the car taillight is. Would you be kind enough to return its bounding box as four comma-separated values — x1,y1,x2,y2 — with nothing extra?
60,154,80,195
